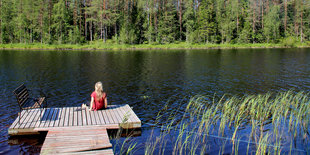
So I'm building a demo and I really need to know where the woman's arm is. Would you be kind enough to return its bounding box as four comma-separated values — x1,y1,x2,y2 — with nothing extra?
89,97,94,111
104,97,108,109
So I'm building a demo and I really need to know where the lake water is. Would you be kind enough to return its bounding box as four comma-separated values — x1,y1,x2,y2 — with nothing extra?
0,48,309,154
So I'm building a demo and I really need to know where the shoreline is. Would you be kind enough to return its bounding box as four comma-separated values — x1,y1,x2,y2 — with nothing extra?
0,43,309,51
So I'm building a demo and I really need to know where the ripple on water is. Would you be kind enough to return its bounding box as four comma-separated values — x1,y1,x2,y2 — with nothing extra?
0,49,310,154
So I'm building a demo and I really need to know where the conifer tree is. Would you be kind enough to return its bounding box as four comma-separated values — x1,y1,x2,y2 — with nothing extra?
198,0,216,43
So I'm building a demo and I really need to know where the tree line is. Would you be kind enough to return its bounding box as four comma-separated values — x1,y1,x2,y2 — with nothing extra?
0,0,309,45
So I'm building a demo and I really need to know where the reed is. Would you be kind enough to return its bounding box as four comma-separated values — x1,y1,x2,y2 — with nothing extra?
117,91,310,154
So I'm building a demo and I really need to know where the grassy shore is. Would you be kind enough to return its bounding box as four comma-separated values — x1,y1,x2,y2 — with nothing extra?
0,40,310,50
115,91,310,154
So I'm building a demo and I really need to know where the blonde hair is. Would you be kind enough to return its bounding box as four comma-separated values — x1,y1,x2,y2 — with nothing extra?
95,81,103,101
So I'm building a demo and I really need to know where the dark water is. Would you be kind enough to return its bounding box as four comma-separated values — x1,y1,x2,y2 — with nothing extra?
0,48,310,154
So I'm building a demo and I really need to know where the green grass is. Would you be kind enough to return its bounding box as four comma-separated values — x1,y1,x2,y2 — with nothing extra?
0,40,309,50
116,91,310,154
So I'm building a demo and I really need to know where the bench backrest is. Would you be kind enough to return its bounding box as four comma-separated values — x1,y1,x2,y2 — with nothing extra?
13,84,30,108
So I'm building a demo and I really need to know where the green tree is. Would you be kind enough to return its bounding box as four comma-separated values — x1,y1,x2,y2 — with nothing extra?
183,0,197,43
52,0,69,44
263,5,280,43
1,0,15,43
198,0,216,43
157,0,177,44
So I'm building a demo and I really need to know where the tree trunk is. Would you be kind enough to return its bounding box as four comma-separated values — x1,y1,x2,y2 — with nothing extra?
48,0,53,42
73,0,77,26
100,20,103,40
179,0,182,40
19,0,23,43
89,19,92,41
103,24,107,42
85,2,87,40
40,5,43,44
294,0,299,36
300,0,303,42
261,0,264,29
103,0,106,42
266,0,269,12
154,0,157,33
79,1,82,35
60,21,62,43
284,0,287,34
237,0,239,33
252,1,256,43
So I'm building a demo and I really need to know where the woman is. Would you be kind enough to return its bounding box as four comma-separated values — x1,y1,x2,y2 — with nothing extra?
82,81,108,111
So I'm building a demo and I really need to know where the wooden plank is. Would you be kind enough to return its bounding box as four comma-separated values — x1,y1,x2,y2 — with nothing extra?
93,110,101,125
82,107,87,126
62,149,114,155
30,108,43,128
46,130,109,136
34,108,47,128
85,108,92,125
39,108,50,128
49,108,59,127
101,109,111,124
110,107,122,124
125,105,141,122
9,104,141,136
99,110,109,124
23,109,39,129
8,128,40,136
64,107,70,127
58,107,65,127
19,109,35,129
96,109,106,124
54,108,62,127
40,127,113,154
90,110,98,125
77,107,82,126
42,144,112,154
114,105,129,124
120,105,135,123
9,112,22,129
34,124,119,131
68,107,74,126
73,107,78,126
44,108,55,128
11,110,28,129
14,110,33,129
36,125,114,131
118,105,138,129
105,108,117,124
116,105,130,124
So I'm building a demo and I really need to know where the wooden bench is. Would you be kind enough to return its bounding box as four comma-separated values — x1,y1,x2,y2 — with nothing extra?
13,84,47,124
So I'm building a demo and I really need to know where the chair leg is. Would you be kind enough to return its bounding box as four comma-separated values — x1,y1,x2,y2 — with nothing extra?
18,112,20,124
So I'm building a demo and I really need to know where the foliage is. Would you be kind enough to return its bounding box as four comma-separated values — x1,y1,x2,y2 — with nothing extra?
0,0,309,45
117,91,310,154
281,36,298,47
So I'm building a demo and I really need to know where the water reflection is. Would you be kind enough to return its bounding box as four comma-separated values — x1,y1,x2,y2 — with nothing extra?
0,48,310,154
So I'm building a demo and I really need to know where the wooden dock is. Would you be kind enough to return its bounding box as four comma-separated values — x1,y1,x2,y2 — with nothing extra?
8,104,141,154
40,126,114,154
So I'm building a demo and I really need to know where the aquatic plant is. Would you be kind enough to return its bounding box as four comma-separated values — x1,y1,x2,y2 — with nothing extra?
117,91,310,154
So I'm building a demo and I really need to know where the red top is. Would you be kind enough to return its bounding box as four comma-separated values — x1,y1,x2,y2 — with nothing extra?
91,91,107,111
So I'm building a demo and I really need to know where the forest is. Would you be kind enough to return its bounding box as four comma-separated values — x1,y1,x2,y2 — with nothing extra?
0,0,309,45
